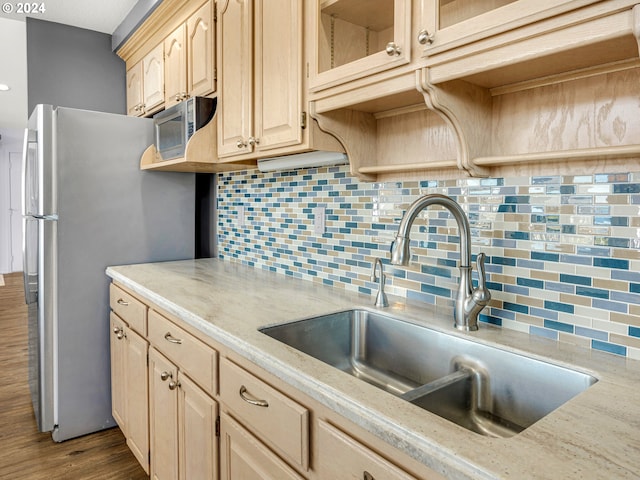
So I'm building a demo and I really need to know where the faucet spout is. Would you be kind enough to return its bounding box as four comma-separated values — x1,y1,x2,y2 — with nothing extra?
390,194,490,331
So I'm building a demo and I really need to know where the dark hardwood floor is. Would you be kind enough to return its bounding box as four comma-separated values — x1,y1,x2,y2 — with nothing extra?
0,272,148,479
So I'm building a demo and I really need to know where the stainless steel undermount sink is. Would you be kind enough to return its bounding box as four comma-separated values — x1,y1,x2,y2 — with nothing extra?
259,309,597,438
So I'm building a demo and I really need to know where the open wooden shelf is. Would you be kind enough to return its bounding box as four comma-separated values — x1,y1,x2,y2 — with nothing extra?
140,115,257,173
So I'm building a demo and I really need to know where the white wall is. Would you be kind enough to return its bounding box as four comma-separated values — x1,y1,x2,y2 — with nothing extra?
0,129,24,273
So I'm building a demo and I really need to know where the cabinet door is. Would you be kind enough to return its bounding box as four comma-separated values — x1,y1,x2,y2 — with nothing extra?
220,413,304,480
149,348,179,480
109,313,127,431
126,62,144,117
126,327,150,475
308,0,412,92
143,43,165,115
254,0,303,152
187,0,216,98
178,374,219,480
422,0,602,55
165,24,188,108
217,0,253,158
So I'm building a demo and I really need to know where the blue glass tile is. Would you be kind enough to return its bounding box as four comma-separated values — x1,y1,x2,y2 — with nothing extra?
506,231,530,240
593,258,629,270
531,252,560,262
504,284,530,295
498,204,517,213
592,340,626,356
517,259,545,270
629,326,640,338
544,300,574,314
594,237,630,248
407,290,436,305
505,195,531,204
576,286,609,299
504,302,528,314
518,278,544,289
480,314,502,326
611,291,640,305
492,256,517,266
544,320,574,333
530,307,558,320
593,298,628,313
575,326,608,341
530,326,558,340
576,246,610,257
613,183,640,194
421,284,452,298
560,274,591,286
612,270,640,282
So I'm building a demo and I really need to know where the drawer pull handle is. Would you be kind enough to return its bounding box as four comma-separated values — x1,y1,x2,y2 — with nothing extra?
117,298,129,306
239,386,269,407
164,332,183,344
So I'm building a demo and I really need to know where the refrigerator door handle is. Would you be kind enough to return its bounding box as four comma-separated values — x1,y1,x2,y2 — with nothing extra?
22,217,39,305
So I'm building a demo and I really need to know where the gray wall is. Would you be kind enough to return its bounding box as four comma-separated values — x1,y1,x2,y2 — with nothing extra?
26,18,125,116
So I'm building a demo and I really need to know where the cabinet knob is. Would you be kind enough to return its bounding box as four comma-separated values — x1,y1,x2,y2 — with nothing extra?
248,136,260,147
363,472,375,480
237,140,248,149
160,371,172,381
168,380,181,390
417,29,434,45
385,42,401,56
113,326,125,340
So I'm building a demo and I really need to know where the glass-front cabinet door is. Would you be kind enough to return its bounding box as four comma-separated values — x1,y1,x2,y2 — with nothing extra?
308,0,412,92
421,0,602,56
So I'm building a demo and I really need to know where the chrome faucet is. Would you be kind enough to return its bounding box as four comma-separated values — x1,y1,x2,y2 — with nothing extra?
390,194,491,331
371,258,389,308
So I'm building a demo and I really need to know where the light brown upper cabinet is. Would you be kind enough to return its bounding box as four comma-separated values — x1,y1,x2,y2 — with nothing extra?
422,0,640,86
422,0,602,57
164,0,216,109
126,43,165,117
216,0,304,159
308,0,413,92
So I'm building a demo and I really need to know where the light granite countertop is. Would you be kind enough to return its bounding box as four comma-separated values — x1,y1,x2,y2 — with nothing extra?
106,258,640,480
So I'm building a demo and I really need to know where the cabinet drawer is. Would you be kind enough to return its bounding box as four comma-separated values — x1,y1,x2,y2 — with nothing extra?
148,310,218,396
110,283,147,335
220,358,309,471
317,421,440,480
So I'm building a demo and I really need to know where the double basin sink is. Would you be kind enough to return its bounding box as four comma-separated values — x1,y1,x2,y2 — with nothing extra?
260,309,597,438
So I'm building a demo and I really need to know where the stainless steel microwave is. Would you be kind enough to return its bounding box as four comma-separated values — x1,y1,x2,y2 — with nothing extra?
153,97,216,160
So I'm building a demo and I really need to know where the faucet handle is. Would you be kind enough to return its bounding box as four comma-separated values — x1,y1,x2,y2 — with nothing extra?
371,258,389,308
473,252,491,305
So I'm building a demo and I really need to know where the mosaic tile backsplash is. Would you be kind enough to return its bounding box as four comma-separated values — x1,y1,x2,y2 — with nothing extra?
217,166,640,359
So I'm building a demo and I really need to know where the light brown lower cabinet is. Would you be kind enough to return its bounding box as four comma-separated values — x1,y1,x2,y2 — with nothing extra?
110,311,149,474
110,282,446,480
220,412,304,480
149,347,219,480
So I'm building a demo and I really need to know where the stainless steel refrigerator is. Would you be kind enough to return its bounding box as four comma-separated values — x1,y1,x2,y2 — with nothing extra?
22,105,195,441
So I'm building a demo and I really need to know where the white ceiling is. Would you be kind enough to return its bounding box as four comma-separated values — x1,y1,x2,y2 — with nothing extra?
0,0,138,131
